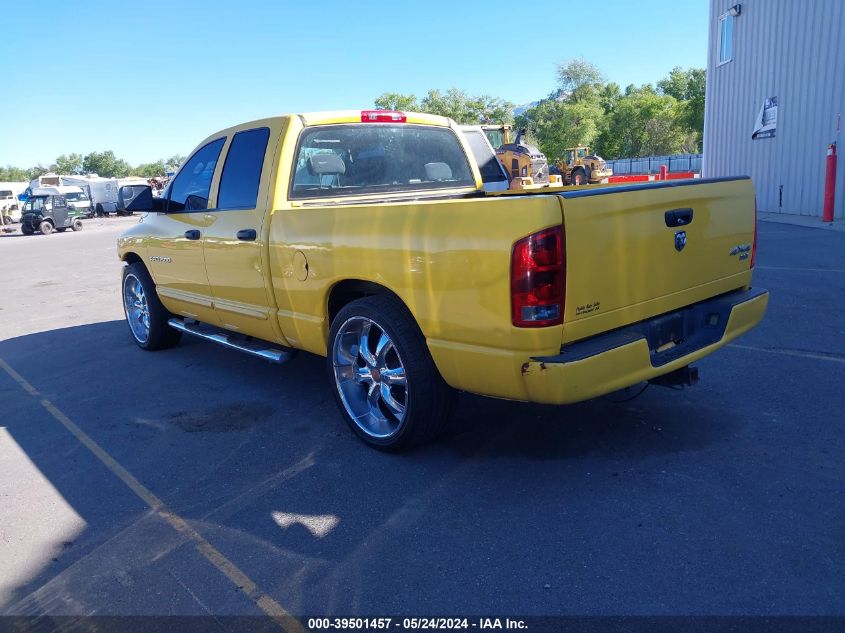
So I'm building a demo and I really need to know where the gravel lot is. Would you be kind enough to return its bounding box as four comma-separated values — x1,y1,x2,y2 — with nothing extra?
0,216,842,626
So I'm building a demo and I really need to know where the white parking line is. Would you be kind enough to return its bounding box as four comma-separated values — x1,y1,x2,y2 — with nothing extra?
728,344,845,364
756,266,845,273
0,356,305,632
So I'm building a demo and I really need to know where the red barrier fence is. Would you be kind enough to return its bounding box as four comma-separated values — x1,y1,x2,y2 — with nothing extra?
607,171,696,184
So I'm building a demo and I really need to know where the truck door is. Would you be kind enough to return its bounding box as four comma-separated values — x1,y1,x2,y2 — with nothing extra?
146,137,225,326
51,196,69,228
202,123,288,344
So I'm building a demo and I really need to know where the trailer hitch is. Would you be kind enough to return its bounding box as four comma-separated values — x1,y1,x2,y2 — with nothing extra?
649,365,699,389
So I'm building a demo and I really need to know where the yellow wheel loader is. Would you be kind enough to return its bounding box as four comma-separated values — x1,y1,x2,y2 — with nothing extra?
555,146,613,185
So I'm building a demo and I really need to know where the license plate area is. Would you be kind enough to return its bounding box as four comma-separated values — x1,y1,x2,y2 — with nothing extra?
647,313,686,351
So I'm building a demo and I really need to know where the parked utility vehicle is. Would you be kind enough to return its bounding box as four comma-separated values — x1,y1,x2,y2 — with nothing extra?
118,110,768,450
20,188,85,235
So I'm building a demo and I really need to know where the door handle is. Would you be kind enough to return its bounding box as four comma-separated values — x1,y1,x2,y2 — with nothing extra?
665,208,693,227
236,229,257,241
184,229,201,240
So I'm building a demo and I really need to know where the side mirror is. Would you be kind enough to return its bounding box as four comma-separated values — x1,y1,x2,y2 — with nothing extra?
119,185,154,212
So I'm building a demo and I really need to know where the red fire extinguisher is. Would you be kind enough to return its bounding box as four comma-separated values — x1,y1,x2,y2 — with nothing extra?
823,142,837,222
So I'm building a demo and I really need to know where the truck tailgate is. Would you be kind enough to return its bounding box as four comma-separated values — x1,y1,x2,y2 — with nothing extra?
559,177,756,344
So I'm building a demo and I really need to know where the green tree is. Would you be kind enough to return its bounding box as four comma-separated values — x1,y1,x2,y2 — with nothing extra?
516,98,603,160
52,153,83,174
374,92,419,111
598,82,622,115
82,150,131,178
0,165,30,181
657,66,705,149
165,154,185,170
132,160,167,178
595,86,687,158
374,88,513,124
27,165,49,180
555,58,604,103
419,88,514,124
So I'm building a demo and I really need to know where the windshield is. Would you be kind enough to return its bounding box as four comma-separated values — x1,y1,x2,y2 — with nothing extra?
0,190,13,200
290,124,475,199
24,196,49,211
65,191,90,202
483,129,505,149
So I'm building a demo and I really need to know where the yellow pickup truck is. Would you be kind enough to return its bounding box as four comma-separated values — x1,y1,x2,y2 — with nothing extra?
117,110,768,450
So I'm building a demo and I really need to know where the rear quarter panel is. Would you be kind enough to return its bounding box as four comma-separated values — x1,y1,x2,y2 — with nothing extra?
267,195,565,395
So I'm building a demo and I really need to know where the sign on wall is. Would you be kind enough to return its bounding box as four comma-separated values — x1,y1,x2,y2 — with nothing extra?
752,96,778,139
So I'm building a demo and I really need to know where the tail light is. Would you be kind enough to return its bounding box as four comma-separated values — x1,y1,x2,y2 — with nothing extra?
511,225,565,327
751,198,758,268
361,110,406,123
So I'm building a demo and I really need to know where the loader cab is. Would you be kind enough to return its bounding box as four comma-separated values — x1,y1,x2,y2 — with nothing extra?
564,147,588,167
480,124,512,151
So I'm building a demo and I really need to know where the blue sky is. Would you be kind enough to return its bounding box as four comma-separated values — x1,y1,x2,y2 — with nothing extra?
0,0,708,168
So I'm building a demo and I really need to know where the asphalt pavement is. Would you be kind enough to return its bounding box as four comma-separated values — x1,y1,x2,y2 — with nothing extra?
0,215,842,626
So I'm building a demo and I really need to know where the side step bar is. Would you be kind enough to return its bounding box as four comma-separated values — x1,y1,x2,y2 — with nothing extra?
167,318,295,364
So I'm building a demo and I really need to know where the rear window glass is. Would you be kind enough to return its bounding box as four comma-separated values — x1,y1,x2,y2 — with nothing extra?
218,127,270,209
290,124,475,199
463,130,507,183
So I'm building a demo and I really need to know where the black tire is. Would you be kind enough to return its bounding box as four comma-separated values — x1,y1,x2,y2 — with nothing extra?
96,203,105,217
39,220,53,235
571,169,586,186
71,219,83,231
122,262,182,351
21,224,34,235
327,294,455,451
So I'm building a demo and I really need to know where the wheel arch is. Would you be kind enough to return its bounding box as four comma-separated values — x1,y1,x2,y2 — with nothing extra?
327,279,413,328
122,251,144,266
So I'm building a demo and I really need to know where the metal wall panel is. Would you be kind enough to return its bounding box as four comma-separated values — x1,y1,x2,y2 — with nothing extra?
704,0,845,218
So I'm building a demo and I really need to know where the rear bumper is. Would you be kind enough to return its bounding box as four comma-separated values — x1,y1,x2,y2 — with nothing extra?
520,287,769,405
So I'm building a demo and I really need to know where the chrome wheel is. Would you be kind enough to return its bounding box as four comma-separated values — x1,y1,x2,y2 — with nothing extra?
332,317,408,439
123,273,150,344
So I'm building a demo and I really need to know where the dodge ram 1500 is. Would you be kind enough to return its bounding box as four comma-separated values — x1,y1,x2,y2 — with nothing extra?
117,110,768,450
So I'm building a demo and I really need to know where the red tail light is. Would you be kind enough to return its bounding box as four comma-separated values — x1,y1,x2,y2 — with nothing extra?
361,110,406,123
511,225,565,327
751,198,758,268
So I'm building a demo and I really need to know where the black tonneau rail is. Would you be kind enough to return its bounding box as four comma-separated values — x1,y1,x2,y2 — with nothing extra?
559,175,751,199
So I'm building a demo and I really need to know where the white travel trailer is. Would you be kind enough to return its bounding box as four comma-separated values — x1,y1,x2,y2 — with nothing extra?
59,175,121,216
56,175,149,216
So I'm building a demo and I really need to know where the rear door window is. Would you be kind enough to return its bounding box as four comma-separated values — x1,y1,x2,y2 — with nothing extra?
168,138,225,212
217,127,271,209
290,124,475,199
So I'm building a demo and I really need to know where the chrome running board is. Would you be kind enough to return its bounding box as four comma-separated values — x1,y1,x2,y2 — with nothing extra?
167,318,295,364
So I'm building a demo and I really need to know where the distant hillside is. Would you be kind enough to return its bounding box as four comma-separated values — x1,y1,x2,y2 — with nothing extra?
512,101,540,117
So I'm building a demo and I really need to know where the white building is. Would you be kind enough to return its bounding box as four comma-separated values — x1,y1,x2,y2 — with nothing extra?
703,0,845,219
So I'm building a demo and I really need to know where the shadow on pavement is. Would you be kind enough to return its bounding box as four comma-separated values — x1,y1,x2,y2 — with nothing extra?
0,319,744,616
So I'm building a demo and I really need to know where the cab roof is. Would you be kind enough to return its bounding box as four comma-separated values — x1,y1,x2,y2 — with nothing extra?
298,110,452,127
